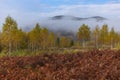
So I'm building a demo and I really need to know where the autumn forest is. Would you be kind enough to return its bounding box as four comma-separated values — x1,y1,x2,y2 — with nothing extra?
0,16,120,55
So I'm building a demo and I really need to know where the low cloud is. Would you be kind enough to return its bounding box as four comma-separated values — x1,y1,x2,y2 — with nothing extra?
0,1,120,31
50,3,120,18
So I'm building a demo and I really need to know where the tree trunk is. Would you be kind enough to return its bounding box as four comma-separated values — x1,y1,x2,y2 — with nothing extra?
111,39,113,49
95,38,98,49
82,40,85,48
9,42,12,55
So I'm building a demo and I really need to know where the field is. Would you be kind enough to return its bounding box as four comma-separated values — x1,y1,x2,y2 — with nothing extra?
0,50,119,80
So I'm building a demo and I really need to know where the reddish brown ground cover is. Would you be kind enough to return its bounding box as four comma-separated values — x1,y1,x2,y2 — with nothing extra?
0,50,119,80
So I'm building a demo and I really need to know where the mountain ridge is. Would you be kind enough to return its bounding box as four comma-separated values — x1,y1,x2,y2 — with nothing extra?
50,15,107,22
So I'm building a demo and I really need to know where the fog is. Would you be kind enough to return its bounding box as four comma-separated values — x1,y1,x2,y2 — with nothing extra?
36,16,120,33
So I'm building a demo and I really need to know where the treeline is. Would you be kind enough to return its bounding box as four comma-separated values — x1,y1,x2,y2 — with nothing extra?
0,16,74,54
0,16,120,54
77,24,120,49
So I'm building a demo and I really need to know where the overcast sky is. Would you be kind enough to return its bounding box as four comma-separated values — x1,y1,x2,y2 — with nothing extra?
0,0,120,29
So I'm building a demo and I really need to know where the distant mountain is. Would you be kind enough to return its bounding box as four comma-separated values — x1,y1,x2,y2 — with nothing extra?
24,15,120,39
38,15,110,33
51,15,65,20
42,15,107,39
50,15,107,22
90,16,107,22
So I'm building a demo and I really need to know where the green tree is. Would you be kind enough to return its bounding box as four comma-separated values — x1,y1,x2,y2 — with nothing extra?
77,24,91,48
56,37,60,47
70,39,74,47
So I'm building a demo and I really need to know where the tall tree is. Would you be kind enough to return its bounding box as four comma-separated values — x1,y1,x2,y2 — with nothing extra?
93,25,100,49
28,23,41,51
99,24,109,47
77,24,91,48
48,32,55,48
18,29,27,50
70,39,74,47
109,27,116,48
1,16,18,54
56,37,60,47
110,31,120,48
40,28,49,49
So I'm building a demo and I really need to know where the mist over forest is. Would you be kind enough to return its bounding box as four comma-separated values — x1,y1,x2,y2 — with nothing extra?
0,1,120,80
17,15,119,34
